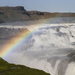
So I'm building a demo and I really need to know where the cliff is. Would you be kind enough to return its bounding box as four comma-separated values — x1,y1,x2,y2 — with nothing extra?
0,6,75,23
0,6,29,23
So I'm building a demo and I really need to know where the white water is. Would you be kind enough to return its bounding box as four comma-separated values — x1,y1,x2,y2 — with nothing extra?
1,17,75,75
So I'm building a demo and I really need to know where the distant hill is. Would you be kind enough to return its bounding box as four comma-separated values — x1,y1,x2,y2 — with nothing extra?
0,6,75,23
0,57,50,75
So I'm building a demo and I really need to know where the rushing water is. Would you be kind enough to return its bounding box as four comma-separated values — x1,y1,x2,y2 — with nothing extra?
1,17,75,75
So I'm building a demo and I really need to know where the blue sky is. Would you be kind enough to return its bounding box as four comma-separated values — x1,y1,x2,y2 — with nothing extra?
0,0,75,12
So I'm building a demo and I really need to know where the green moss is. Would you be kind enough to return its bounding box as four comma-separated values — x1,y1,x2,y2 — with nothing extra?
0,57,50,75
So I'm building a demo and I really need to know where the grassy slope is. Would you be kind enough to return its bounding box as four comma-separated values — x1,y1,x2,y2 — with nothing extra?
0,57,50,75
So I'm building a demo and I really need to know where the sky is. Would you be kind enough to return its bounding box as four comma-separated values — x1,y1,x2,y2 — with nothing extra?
0,0,75,12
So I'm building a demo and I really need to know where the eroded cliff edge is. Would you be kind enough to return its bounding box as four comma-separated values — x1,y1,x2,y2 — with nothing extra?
0,6,75,23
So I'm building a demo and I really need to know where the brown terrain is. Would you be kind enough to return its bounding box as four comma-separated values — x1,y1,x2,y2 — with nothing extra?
0,6,75,23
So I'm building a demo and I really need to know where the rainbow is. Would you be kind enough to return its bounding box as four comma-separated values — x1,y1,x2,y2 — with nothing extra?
0,15,63,58
0,28,33,58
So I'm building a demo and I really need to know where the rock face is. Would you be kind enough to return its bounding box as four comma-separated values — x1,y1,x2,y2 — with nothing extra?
0,6,52,23
0,6,29,23
0,6,75,23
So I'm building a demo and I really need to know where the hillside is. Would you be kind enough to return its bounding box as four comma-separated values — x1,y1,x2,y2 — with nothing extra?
0,57,50,75
0,6,75,23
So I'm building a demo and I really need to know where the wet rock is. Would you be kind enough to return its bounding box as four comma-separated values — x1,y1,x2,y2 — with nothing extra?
67,53,75,57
